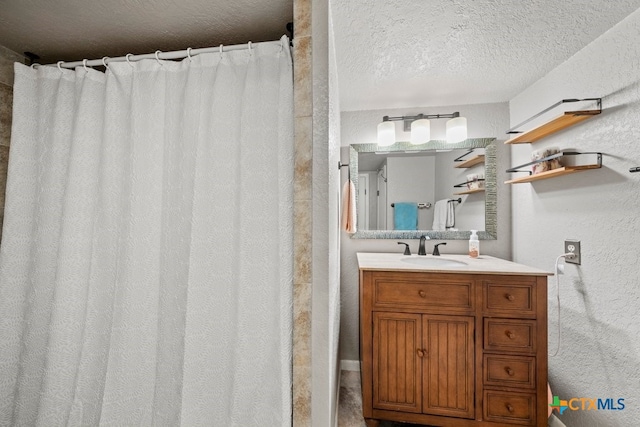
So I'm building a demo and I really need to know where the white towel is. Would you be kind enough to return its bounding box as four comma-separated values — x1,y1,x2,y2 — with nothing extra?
341,179,357,233
432,199,448,231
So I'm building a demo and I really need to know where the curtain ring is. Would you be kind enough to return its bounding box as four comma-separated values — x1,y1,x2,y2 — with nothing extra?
57,61,64,72
186,47,193,61
102,56,110,69
126,53,134,67
248,41,253,55
82,59,89,71
219,44,224,59
155,50,165,67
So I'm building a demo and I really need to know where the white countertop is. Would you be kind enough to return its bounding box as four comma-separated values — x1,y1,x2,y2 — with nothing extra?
357,253,552,276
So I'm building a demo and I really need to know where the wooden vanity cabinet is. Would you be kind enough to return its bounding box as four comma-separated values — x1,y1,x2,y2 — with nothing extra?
360,270,548,427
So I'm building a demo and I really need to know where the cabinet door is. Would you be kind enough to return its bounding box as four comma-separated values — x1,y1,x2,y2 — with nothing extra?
372,312,422,413
422,315,475,419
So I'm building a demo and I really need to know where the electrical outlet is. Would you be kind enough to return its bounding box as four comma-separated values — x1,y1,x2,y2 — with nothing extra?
564,240,581,265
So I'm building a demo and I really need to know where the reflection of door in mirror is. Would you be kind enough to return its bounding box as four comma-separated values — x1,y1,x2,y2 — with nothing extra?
386,156,435,230
377,166,387,230
361,154,436,230
357,174,369,230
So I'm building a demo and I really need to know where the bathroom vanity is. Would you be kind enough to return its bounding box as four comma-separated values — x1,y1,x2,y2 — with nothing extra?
357,253,552,427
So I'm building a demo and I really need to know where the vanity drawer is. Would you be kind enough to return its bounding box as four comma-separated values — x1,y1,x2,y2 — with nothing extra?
484,319,536,354
484,281,535,315
483,390,536,426
483,354,536,389
373,274,474,312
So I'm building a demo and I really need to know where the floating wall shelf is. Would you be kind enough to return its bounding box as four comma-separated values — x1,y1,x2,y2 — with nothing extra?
454,155,485,168
453,148,485,168
454,188,485,195
505,98,601,145
505,151,602,184
454,179,485,188
505,166,601,184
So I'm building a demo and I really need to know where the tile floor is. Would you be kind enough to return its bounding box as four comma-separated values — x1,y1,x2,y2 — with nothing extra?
337,370,563,427
337,370,421,427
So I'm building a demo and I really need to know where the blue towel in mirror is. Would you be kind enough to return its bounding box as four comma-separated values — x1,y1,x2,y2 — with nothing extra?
394,202,418,230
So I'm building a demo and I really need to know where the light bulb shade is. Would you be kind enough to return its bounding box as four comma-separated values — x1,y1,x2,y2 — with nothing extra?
446,116,467,144
377,121,396,146
410,119,430,145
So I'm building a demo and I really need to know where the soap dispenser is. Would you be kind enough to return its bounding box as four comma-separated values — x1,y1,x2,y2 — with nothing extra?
469,230,479,258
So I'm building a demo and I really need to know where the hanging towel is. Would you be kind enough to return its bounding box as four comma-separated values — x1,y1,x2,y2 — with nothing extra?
393,202,418,230
432,199,448,231
446,200,456,228
341,179,357,233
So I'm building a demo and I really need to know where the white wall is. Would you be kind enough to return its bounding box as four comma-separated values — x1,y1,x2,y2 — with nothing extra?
339,102,511,362
510,9,640,426
311,0,342,425
327,8,342,425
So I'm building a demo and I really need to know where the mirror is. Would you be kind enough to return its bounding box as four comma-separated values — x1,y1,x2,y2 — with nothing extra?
349,138,496,240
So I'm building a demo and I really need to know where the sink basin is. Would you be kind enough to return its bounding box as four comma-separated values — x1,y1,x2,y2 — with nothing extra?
401,257,468,268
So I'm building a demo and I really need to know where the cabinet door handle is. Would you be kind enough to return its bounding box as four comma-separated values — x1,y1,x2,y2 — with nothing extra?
505,367,515,376
505,403,514,413
416,349,426,358
418,290,426,298
505,293,515,301
505,330,515,339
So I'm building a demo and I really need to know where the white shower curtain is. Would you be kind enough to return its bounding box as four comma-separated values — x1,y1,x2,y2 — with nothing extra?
0,37,293,426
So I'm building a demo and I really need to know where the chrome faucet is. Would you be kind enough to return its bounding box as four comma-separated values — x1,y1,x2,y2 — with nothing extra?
418,235,430,255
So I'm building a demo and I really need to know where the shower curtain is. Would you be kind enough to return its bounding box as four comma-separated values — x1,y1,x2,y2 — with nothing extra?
0,36,293,426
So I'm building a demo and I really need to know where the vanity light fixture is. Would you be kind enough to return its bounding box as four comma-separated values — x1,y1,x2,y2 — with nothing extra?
377,120,396,146
410,116,430,145
377,112,467,145
446,114,467,144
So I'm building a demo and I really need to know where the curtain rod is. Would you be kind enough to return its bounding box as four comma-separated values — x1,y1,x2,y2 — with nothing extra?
46,39,279,69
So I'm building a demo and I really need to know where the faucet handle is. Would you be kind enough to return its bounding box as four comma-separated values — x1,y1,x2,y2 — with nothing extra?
432,242,447,256
397,242,411,255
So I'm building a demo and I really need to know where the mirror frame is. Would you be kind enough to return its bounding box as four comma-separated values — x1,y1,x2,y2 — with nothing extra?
349,138,497,240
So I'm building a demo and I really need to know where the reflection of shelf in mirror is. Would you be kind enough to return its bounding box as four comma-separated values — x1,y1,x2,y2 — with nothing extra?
505,165,601,184
454,155,485,168
454,179,485,188
505,110,600,144
454,188,485,195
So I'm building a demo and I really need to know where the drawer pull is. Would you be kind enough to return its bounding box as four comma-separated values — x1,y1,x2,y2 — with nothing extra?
505,293,515,301
417,349,426,358
505,330,515,339
505,403,514,413
505,367,515,376
418,290,427,298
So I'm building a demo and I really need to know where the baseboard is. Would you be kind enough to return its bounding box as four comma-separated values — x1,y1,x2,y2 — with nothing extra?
340,359,360,372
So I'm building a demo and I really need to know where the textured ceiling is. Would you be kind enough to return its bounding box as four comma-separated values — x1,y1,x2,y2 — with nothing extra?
331,0,640,111
0,0,293,64
3,0,640,112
